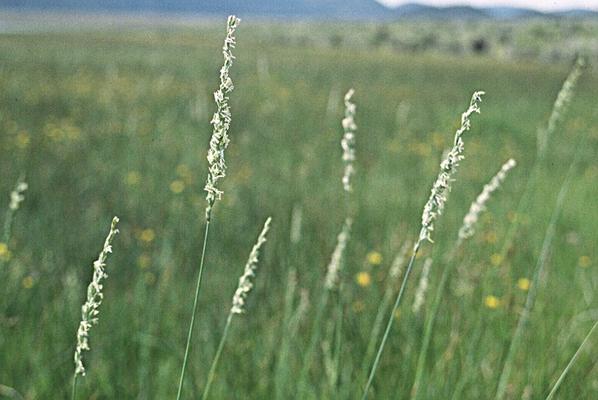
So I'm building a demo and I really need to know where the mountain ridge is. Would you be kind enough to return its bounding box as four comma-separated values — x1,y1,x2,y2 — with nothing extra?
2,0,597,20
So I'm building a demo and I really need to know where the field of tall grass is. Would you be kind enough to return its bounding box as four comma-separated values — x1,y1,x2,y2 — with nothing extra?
0,17,597,399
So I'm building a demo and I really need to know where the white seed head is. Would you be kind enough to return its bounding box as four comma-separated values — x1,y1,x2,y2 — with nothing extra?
204,15,240,221
341,89,357,192
458,159,517,242
419,91,485,244
537,57,585,157
231,217,271,314
9,181,28,211
74,216,119,377
412,257,433,315
324,217,352,290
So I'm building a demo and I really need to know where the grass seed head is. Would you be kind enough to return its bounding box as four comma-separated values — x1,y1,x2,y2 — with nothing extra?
419,91,485,244
341,88,357,192
231,217,271,314
324,217,353,290
458,158,517,241
204,15,240,221
74,217,119,377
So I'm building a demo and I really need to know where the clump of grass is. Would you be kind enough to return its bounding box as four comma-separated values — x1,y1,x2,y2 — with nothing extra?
72,216,120,400
494,57,585,271
298,217,352,396
298,88,358,396
202,217,272,399
176,15,240,400
411,158,517,399
495,135,587,400
361,91,485,399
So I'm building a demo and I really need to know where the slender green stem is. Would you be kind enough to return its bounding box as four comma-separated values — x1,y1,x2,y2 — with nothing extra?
495,142,583,400
71,374,78,400
361,241,421,400
176,220,211,400
363,286,395,374
202,312,234,400
545,321,598,400
333,286,344,394
362,242,412,379
297,288,330,397
274,269,299,400
411,252,455,399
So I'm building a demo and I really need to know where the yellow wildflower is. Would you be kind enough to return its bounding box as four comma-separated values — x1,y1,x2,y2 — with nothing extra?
16,131,31,149
125,171,140,186
22,276,34,289
356,272,372,287
490,253,503,267
517,278,530,291
139,229,155,243
366,251,383,265
0,242,8,257
579,256,591,268
484,295,500,309
170,180,185,194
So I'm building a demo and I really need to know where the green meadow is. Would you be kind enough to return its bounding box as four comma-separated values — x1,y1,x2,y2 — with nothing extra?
0,20,597,399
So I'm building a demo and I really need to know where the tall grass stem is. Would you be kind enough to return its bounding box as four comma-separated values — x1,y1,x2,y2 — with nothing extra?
176,221,211,400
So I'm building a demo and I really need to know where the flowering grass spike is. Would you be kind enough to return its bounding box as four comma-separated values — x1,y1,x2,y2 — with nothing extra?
458,159,517,241
73,216,119,377
231,217,272,314
341,89,357,192
419,91,485,244
324,218,353,290
204,15,240,220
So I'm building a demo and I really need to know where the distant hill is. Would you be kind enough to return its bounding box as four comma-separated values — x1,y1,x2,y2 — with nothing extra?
0,0,389,19
481,6,545,19
392,3,488,19
1,0,597,20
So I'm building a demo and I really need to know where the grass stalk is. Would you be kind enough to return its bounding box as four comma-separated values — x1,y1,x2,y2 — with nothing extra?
545,320,598,400
201,313,233,399
71,375,78,400
176,221,210,400
298,288,331,397
491,57,584,274
274,269,299,400
201,217,271,399
495,137,585,400
362,241,411,376
412,159,517,398
176,15,239,399
362,241,421,400
361,91,485,399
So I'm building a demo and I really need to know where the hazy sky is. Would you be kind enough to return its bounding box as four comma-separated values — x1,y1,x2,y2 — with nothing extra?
376,0,598,11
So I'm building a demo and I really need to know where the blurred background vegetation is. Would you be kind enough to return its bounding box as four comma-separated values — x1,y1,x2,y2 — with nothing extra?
0,16,597,399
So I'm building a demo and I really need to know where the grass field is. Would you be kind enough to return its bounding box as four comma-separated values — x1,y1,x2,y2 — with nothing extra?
0,20,597,399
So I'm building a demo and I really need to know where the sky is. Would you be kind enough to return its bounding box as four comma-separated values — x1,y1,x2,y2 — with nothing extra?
376,0,598,11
